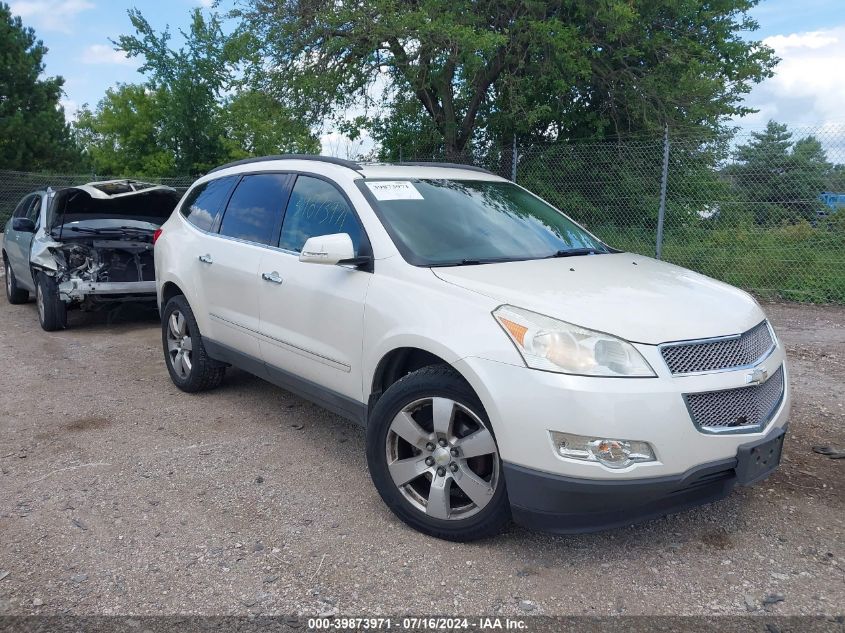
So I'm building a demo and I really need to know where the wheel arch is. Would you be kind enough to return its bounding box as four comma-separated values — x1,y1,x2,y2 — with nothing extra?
160,280,185,309
368,344,481,415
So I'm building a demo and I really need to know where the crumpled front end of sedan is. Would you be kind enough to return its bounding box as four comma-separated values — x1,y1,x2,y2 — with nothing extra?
33,180,181,309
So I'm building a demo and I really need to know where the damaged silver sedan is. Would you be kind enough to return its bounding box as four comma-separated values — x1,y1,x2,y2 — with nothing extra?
2,180,182,330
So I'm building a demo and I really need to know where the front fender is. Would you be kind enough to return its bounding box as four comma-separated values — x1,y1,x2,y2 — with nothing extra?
30,233,60,272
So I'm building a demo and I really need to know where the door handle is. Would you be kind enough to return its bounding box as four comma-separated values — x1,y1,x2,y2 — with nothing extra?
261,271,283,284
198,254,213,264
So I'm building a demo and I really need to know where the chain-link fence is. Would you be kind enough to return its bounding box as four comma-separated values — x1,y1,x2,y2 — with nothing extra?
2,123,844,303
400,125,845,304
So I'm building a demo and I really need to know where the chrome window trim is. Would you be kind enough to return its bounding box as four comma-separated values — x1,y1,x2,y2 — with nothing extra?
659,320,777,376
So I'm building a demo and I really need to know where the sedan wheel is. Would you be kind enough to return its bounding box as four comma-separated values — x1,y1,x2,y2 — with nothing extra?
166,309,193,379
36,282,45,322
5,260,29,304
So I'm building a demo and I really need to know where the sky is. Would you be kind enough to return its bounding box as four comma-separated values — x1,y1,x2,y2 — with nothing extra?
8,0,845,156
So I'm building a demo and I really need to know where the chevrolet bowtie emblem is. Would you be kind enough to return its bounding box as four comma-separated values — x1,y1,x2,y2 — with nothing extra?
746,368,769,385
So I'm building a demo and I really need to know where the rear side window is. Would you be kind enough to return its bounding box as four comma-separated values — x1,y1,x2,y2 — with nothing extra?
12,195,33,218
26,196,41,223
180,177,235,232
219,174,290,245
279,176,362,253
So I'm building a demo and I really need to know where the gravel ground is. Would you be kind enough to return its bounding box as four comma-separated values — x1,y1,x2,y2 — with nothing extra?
0,285,842,617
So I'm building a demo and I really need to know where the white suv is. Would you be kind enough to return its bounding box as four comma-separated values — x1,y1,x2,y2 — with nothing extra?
154,156,789,541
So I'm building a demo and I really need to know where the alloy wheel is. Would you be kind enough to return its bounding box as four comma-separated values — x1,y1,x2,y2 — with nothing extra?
385,397,499,520
166,309,193,379
36,283,45,323
5,263,11,296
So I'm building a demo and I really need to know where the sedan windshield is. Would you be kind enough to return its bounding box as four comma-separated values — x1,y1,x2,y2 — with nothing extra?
361,179,609,266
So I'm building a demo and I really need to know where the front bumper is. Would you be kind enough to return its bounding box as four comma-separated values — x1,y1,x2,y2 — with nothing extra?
59,280,157,301
505,425,786,533
453,343,789,480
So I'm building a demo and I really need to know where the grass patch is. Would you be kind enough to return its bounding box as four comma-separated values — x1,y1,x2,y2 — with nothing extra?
592,223,845,304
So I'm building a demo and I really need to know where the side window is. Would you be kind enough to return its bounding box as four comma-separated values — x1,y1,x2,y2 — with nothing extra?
26,196,42,224
12,195,33,218
180,176,235,232
279,176,363,254
218,174,290,245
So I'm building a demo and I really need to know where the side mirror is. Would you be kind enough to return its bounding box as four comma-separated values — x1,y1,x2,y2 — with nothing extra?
299,233,357,266
12,217,35,233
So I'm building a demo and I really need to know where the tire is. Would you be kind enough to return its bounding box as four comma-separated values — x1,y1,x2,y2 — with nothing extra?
4,257,29,304
161,294,225,392
35,272,67,331
366,364,511,541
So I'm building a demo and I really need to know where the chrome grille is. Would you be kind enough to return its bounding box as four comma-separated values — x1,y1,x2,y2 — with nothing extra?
684,366,784,433
661,321,774,374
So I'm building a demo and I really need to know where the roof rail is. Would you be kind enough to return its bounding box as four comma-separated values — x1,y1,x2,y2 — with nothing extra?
393,162,497,176
207,154,362,175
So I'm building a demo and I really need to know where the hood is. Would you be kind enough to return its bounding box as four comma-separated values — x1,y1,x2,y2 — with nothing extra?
49,180,182,230
432,253,764,345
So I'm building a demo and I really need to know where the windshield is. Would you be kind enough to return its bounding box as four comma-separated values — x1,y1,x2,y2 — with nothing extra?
360,179,609,266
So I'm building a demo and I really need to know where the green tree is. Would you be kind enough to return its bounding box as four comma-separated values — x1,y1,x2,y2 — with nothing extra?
0,2,78,170
221,91,321,159
75,8,320,176
235,0,777,156
729,121,831,224
115,8,235,174
75,84,174,177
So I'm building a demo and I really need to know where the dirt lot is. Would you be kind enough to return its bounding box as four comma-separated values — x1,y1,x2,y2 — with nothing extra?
0,285,842,617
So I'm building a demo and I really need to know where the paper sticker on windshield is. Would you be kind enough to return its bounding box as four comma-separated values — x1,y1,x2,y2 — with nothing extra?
366,181,424,201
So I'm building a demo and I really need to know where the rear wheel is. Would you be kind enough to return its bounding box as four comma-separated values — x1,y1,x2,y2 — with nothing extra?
162,295,225,392
4,258,29,304
366,365,511,541
36,273,67,331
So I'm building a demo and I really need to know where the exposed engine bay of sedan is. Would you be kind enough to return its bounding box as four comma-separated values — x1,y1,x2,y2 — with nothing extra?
29,180,182,308
51,234,157,305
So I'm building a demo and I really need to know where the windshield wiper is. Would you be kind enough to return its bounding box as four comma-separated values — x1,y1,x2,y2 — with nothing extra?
64,226,152,236
430,258,498,267
64,226,104,234
118,225,154,233
546,247,605,258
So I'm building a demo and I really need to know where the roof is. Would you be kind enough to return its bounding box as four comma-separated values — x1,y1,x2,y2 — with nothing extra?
358,163,505,181
205,155,505,182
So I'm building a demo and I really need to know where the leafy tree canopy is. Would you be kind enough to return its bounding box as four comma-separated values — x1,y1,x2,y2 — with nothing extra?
0,2,79,170
75,8,319,177
235,0,778,157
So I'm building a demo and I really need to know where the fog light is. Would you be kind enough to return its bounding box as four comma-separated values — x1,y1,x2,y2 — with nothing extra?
550,431,656,469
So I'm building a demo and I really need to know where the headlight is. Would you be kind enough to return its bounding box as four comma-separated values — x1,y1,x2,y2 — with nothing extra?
550,431,656,469
493,305,655,377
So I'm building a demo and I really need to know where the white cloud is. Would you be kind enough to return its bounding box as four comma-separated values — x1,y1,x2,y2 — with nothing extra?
739,25,845,134
60,98,79,120
764,31,838,51
80,44,133,66
195,0,214,7
9,0,94,33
